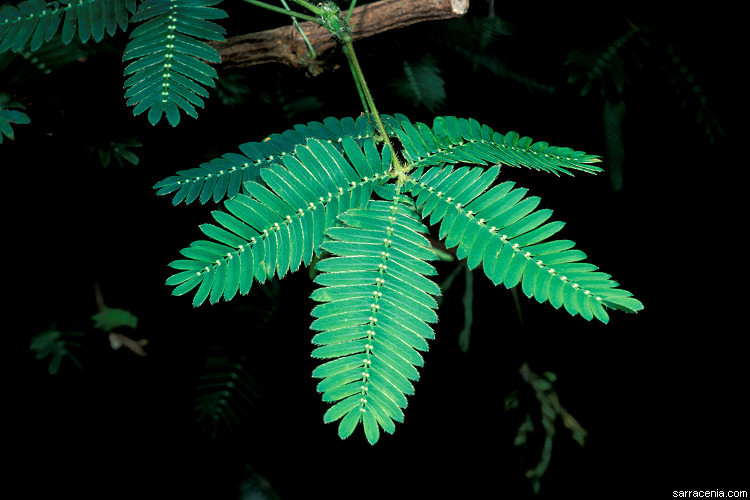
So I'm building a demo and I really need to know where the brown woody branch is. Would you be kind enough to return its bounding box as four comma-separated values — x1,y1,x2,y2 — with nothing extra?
213,0,469,71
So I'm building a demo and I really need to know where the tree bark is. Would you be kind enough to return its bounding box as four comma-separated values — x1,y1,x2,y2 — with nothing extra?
213,0,469,71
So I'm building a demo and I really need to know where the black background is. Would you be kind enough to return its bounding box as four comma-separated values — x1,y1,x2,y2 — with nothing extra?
3,2,745,499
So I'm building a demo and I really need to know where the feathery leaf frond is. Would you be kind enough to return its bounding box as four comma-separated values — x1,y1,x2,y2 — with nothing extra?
122,0,227,126
153,114,382,205
390,114,602,176
565,24,645,98
391,55,446,112
13,34,88,79
661,44,725,146
310,198,440,444
195,353,258,438
407,165,642,323
0,0,135,53
158,111,642,444
165,137,392,306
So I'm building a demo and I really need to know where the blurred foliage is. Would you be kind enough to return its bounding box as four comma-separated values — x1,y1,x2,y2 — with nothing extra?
564,21,724,189
434,261,476,353
565,24,646,99
2,35,90,85
91,306,138,332
457,265,474,352
30,285,144,373
214,73,254,107
390,54,446,112
215,71,324,119
602,97,626,191
194,280,280,438
506,363,587,494
661,44,725,145
91,137,142,168
0,91,29,143
30,327,84,375
238,463,283,500
195,352,259,439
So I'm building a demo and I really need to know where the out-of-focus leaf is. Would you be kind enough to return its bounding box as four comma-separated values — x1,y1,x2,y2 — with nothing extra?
391,55,446,112
0,92,30,144
30,328,84,375
91,307,138,331
603,98,626,191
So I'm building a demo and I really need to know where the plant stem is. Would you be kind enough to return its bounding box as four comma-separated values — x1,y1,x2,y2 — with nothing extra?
343,44,368,114
346,0,357,22
342,36,401,170
242,0,320,23
510,286,527,362
247,0,403,174
279,0,317,58
288,0,325,16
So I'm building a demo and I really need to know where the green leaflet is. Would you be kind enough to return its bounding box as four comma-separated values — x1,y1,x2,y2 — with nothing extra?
153,115,381,205
122,0,227,126
0,0,135,53
407,165,642,323
153,111,602,206
390,114,603,175
311,199,440,444
165,138,390,306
